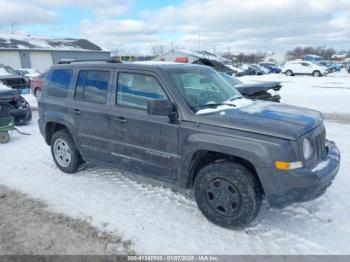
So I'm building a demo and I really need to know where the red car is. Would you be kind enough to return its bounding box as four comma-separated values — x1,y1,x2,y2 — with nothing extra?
30,72,47,99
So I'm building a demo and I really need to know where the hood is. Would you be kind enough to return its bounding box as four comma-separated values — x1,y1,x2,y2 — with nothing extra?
0,75,25,80
235,81,281,95
197,99,323,140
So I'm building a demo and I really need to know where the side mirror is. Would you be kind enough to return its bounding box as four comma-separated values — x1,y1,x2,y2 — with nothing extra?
147,99,175,116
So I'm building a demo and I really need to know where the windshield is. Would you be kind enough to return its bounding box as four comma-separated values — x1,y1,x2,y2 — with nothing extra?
165,67,242,112
0,66,18,76
220,72,243,86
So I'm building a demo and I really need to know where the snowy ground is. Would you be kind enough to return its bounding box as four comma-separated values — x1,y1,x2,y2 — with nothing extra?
241,69,350,117
1,70,350,254
23,93,38,110
0,186,133,255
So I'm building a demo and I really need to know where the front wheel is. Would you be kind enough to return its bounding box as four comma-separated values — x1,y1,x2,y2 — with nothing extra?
0,131,10,144
51,129,81,174
194,162,262,229
313,70,321,77
285,70,293,76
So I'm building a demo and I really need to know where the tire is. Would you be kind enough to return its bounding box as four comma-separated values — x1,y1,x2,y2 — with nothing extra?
35,88,42,100
313,70,321,77
50,129,81,174
194,162,262,229
0,132,10,144
285,70,293,76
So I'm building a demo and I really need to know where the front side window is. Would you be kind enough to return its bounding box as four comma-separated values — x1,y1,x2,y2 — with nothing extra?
116,73,166,109
165,67,241,112
47,69,73,98
74,70,110,104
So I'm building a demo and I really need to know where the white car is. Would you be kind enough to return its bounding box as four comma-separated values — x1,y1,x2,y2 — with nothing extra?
282,60,328,77
17,68,41,79
225,64,245,76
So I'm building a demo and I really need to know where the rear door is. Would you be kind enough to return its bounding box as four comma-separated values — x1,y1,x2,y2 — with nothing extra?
71,68,113,161
109,70,180,181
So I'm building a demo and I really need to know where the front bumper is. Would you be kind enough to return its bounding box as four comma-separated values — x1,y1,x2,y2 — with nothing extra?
10,106,32,125
267,140,340,208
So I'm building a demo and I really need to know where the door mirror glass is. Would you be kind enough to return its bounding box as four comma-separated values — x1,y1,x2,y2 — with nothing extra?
147,99,174,116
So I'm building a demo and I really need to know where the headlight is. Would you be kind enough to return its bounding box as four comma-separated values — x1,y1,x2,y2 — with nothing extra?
303,138,313,160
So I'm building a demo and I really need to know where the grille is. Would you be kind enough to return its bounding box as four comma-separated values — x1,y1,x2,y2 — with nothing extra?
2,78,26,88
304,126,327,169
314,128,326,161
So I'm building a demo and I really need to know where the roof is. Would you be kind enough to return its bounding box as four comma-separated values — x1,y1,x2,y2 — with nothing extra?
50,61,208,72
0,34,103,51
304,54,323,59
132,61,180,65
156,49,224,62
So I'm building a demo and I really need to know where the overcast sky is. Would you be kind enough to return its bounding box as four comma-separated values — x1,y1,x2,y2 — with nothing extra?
0,0,349,54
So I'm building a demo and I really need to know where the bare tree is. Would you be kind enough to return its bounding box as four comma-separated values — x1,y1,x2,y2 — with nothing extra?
152,45,165,56
9,23,18,34
287,46,336,60
0,23,19,34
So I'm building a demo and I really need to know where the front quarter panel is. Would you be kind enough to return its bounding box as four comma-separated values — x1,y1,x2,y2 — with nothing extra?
177,122,296,191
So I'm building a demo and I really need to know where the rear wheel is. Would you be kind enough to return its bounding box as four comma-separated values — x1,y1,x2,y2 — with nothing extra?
285,70,293,76
50,129,81,174
0,131,10,144
194,162,262,228
35,88,42,100
313,70,321,77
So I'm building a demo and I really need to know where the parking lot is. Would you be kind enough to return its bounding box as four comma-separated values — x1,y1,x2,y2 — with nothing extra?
1,70,349,255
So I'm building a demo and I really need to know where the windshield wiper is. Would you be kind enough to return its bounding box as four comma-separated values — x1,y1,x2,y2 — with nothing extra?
191,103,236,112
228,96,243,101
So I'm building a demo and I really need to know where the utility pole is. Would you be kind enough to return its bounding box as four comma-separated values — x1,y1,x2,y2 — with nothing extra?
198,32,201,49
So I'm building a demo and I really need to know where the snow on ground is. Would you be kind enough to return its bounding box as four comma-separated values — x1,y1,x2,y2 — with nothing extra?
23,93,38,109
240,69,350,115
1,72,350,254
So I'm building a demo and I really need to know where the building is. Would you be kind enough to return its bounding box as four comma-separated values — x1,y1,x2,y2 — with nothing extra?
153,49,224,63
332,53,349,61
0,34,110,71
263,52,289,66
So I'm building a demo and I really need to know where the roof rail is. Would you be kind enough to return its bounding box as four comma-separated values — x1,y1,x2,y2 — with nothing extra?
58,59,122,64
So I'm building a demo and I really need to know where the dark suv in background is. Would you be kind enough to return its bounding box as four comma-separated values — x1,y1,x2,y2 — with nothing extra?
38,61,340,229
0,64,27,89
0,65,32,125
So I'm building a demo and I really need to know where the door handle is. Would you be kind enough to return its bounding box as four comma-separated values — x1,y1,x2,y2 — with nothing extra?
115,116,127,124
73,109,82,115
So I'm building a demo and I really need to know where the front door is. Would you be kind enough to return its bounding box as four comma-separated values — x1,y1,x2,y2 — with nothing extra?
110,70,180,181
301,62,313,74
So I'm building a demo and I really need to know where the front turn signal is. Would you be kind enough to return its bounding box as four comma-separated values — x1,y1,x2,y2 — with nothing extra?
275,161,303,170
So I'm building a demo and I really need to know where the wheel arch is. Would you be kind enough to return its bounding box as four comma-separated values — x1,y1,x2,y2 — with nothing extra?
177,133,272,193
186,150,265,195
45,122,69,145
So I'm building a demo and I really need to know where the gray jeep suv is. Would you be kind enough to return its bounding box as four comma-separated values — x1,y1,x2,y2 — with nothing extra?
38,61,340,228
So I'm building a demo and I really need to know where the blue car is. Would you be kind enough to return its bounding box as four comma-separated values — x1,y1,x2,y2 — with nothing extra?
319,61,342,73
259,62,281,73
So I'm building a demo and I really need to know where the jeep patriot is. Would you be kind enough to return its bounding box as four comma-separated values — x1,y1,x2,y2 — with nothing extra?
38,62,340,228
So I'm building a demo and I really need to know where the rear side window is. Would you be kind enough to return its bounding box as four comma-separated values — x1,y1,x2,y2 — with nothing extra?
74,70,110,104
47,69,73,98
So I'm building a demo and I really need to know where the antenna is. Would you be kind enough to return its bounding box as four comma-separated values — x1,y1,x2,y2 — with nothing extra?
196,91,200,127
